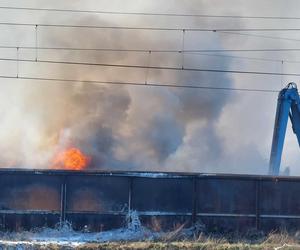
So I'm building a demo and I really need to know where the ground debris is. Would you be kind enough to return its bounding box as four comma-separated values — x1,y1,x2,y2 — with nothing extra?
1,216,300,249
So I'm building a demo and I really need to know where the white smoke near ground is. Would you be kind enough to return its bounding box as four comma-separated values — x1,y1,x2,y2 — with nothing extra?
0,211,207,246
0,212,201,246
2,0,300,174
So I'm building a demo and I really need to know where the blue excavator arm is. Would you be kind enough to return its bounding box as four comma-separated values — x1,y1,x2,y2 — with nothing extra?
269,82,300,175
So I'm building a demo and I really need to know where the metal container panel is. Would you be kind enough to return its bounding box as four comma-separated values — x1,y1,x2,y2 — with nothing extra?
131,177,193,213
66,213,126,231
65,175,129,213
260,218,300,232
260,180,300,215
198,216,256,233
0,170,299,233
139,215,192,231
0,174,62,211
0,213,60,231
197,178,256,214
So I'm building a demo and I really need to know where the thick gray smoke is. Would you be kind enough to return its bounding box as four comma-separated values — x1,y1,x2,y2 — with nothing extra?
0,0,278,173
0,17,235,171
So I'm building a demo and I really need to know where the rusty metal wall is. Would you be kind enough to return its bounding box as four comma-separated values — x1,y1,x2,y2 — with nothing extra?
0,170,299,232
65,175,129,231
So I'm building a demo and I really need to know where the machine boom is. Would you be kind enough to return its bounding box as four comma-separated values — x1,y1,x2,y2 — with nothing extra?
269,83,300,175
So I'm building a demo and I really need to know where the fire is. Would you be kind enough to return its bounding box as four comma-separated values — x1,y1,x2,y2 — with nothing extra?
51,148,90,170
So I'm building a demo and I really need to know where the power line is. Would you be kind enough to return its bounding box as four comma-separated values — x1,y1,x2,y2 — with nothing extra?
0,75,278,93
1,6,300,20
2,57,300,77
217,31,300,43
2,21,300,32
0,22,298,50
3,45,300,53
195,53,290,63
0,45,296,63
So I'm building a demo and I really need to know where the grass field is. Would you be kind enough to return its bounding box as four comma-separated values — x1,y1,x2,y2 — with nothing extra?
0,217,300,250
1,241,300,250
1,232,300,250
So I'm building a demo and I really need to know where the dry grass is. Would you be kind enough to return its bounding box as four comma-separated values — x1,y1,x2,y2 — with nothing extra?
4,241,300,250
2,232,300,250
2,223,300,249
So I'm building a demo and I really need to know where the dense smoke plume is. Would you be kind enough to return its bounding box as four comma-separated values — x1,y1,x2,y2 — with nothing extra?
0,0,282,173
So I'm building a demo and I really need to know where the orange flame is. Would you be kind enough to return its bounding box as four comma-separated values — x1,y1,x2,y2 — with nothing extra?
51,148,90,170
